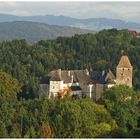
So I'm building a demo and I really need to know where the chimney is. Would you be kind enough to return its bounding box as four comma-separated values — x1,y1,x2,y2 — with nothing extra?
71,75,73,83
102,70,105,76
58,69,61,77
85,69,89,75
68,71,71,76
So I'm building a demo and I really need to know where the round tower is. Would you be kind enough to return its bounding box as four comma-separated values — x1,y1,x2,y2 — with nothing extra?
116,55,133,87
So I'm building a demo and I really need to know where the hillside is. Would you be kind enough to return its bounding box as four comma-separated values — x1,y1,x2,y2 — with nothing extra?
1,29,140,138
0,21,89,43
0,13,140,31
1,28,140,99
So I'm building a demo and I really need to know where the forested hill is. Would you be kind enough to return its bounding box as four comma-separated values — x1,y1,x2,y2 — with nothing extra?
1,13,140,31
0,21,90,43
1,28,140,99
1,28,140,138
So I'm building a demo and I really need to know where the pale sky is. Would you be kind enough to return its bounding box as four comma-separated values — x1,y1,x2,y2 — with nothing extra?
0,2,140,23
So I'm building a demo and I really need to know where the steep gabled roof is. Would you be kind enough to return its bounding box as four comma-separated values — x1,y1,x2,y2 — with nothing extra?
41,69,116,85
61,71,71,83
105,70,116,84
48,70,62,81
72,70,93,84
117,55,132,68
90,71,106,84
90,70,116,84
45,69,93,84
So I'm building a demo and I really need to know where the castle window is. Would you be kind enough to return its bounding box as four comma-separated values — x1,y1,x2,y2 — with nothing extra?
128,68,130,70
123,68,124,71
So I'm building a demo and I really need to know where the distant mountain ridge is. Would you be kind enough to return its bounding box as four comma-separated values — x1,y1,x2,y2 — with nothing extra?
0,13,140,31
0,21,89,43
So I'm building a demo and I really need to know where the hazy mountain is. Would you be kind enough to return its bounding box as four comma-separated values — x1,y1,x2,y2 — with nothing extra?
0,21,89,43
0,13,140,31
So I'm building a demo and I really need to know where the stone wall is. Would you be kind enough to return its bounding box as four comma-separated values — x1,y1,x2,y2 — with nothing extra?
116,67,132,87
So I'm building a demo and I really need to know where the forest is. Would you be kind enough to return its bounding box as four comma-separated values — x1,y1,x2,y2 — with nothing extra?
1,28,140,138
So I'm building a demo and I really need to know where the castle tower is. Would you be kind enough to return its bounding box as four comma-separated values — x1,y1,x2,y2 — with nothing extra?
116,55,133,87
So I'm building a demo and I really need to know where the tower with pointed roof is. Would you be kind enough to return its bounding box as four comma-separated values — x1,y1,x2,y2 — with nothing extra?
116,55,133,87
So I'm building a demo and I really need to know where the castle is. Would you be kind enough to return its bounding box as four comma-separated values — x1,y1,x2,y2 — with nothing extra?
116,55,133,87
39,54,133,100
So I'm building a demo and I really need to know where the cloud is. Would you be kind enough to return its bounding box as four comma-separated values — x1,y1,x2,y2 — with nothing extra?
0,2,140,22
0,2,21,8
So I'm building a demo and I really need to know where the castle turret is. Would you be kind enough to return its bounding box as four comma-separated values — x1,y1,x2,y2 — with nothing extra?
116,55,133,87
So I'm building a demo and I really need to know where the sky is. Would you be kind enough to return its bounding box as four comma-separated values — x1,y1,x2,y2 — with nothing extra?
0,1,140,23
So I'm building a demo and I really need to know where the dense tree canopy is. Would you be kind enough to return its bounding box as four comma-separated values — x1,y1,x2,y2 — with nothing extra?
0,72,21,102
49,98,117,138
102,85,139,130
0,72,21,138
0,96,117,138
1,29,140,99
1,28,140,138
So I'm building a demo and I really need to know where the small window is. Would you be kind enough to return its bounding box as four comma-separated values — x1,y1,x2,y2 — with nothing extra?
52,86,55,89
128,68,130,70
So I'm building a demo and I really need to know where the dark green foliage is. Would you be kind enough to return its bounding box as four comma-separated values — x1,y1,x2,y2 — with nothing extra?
110,127,133,138
0,96,117,138
0,72,21,102
102,85,139,130
0,73,140,138
1,28,140,138
130,128,140,138
1,29,140,99
48,99,116,138
0,72,21,138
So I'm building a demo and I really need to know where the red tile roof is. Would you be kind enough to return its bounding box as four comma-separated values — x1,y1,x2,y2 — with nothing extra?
128,30,137,38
